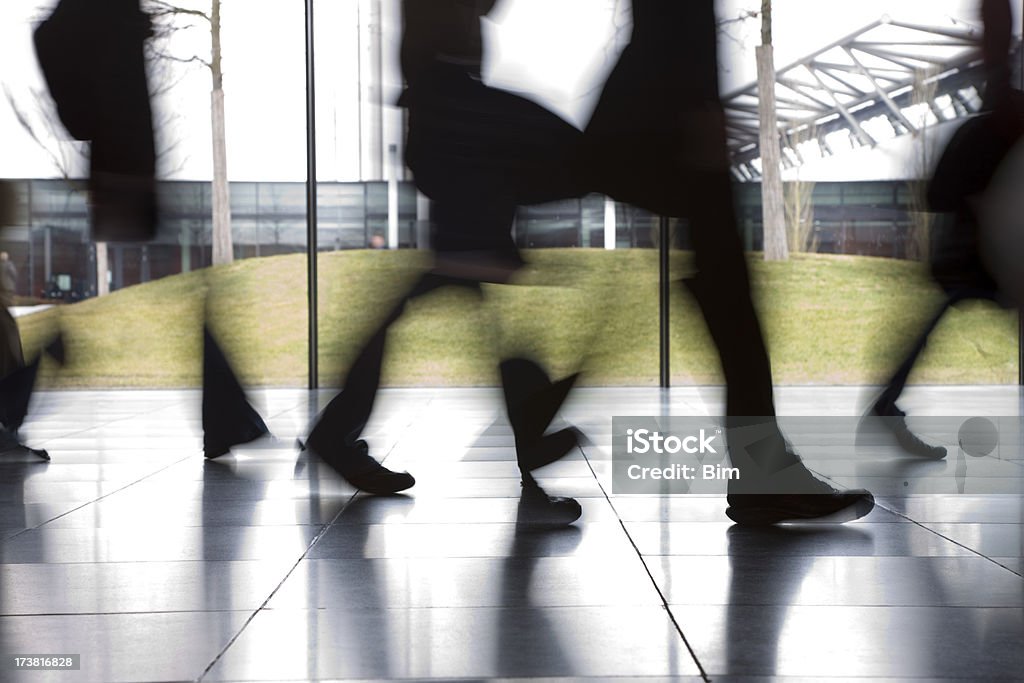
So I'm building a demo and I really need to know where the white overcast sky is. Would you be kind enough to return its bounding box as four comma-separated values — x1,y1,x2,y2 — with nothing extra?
0,0,1016,181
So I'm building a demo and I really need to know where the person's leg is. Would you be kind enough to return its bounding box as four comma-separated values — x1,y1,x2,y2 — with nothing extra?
450,89,590,479
201,326,271,459
379,57,585,517
580,1,873,524
0,340,59,461
876,295,963,412
499,357,581,479
870,290,986,460
0,304,24,380
410,88,587,469
684,164,777,421
305,271,478,494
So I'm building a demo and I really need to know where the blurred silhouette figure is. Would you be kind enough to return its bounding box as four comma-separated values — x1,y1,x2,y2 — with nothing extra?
869,0,1023,458
0,249,23,378
35,0,157,241
1,184,51,460
29,0,269,460
0,252,16,301
580,0,873,524
310,0,874,525
304,0,585,523
201,324,271,459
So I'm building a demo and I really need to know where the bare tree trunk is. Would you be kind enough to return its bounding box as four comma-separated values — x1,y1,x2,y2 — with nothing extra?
211,88,232,265
907,67,938,261
757,1,788,261
358,0,384,180
210,0,232,265
96,241,109,296
784,124,818,253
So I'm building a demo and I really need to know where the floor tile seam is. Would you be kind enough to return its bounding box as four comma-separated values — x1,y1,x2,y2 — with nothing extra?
635,552,984,558
0,522,328,533
0,604,709,618
29,523,350,530
27,396,194,446
305,520,625,529
576,438,710,683
303,553,641,560
999,457,1024,472
992,560,1024,577
2,455,196,542
872,500,1024,578
661,602,1024,609
0,609,260,618
194,488,361,682
203,678,698,683
0,558,310,567
255,603,672,613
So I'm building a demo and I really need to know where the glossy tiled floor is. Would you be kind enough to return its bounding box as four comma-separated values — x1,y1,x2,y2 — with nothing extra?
1,386,1022,682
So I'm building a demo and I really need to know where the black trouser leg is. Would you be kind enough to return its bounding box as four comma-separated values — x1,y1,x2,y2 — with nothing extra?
201,326,269,456
500,357,580,480
0,358,38,432
877,291,973,410
307,272,481,452
685,170,776,420
682,168,797,475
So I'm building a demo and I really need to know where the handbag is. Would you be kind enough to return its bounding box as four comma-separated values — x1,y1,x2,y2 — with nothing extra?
34,0,158,242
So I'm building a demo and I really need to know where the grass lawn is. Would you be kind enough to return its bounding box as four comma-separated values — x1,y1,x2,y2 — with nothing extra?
15,249,1019,388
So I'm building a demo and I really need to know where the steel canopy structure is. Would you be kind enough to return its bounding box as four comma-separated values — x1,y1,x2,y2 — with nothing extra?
723,16,1005,180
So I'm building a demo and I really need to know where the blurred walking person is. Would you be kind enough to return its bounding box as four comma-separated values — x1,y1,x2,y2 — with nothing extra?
304,0,589,526
27,0,271,460
580,0,874,524
867,0,1023,458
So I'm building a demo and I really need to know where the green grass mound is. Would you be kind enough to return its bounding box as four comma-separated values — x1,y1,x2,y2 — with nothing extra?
16,250,1018,387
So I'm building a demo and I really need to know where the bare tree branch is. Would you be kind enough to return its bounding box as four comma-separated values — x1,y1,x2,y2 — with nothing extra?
153,52,211,69
717,9,760,51
718,10,760,28
145,0,210,22
145,1,214,75
3,84,85,182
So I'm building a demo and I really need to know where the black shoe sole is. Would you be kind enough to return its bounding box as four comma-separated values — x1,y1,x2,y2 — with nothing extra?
726,493,875,526
859,405,948,460
302,438,415,495
0,445,50,461
204,430,272,460
345,470,416,496
516,496,582,528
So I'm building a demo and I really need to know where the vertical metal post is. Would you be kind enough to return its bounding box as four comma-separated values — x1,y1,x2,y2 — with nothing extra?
1015,0,1024,387
659,215,671,388
305,0,319,390
27,181,35,296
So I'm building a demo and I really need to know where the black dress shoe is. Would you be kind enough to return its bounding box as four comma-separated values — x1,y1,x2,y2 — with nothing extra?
726,467,874,526
0,427,49,461
304,437,415,495
516,480,582,528
202,327,271,459
866,401,947,460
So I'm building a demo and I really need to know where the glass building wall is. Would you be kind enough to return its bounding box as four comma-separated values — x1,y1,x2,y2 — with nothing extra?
1,0,1017,388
